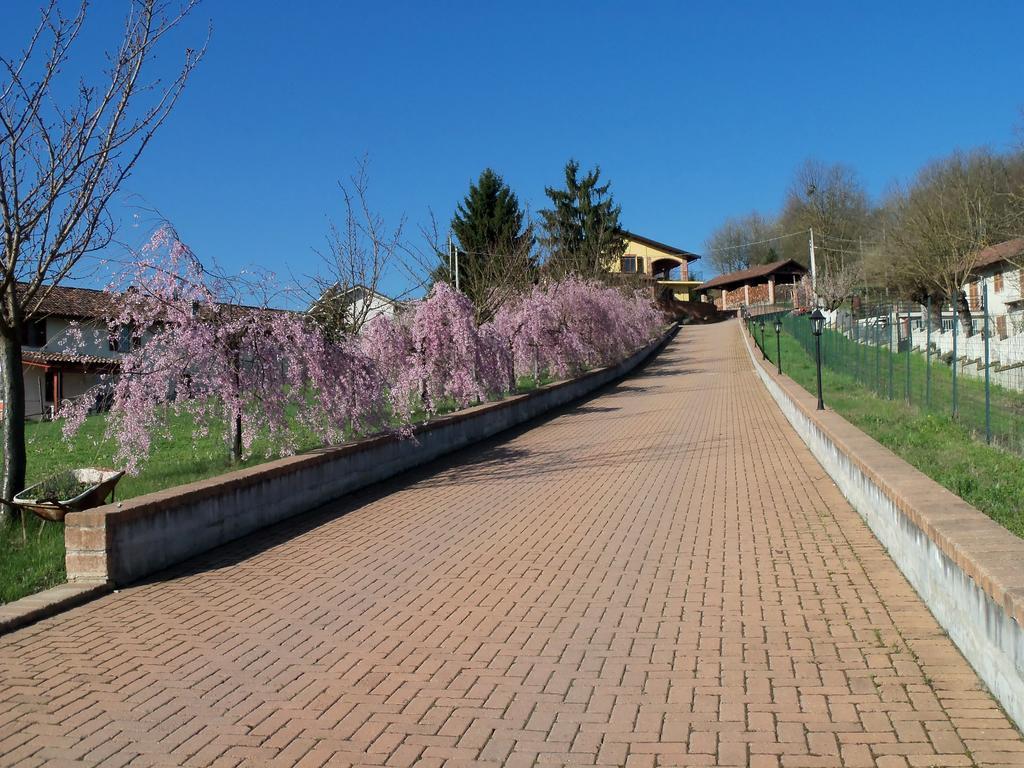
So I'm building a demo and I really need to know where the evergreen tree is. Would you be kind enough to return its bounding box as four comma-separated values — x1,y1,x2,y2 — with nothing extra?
434,169,535,321
539,160,626,277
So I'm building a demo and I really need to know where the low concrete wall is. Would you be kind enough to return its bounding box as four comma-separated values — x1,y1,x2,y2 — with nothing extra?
66,326,678,586
741,321,1024,731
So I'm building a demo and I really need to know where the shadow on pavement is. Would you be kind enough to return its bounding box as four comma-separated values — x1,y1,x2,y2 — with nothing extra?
131,331,697,589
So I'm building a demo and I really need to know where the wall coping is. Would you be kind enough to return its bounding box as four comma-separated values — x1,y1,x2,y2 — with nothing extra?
742,321,1024,628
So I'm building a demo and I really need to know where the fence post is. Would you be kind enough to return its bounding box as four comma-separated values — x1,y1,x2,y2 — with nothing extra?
925,296,931,409
826,318,831,367
983,281,991,444
855,312,861,383
874,316,880,395
905,308,911,404
888,305,895,400
952,299,958,419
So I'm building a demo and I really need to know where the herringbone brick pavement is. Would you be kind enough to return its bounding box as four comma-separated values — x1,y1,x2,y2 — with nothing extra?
1,322,1021,767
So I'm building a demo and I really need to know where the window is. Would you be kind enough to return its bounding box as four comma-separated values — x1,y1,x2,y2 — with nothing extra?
620,255,637,274
109,326,141,352
994,271,1004,293
21,319,46,347
968,282,980,310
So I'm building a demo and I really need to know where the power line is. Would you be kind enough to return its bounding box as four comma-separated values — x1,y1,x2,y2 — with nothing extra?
708,229,809,253
818,234,881,246
816,244,866,256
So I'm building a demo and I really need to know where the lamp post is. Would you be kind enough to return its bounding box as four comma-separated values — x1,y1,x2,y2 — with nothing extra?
759,318,766,360
810,308,825,410
774,318,782,375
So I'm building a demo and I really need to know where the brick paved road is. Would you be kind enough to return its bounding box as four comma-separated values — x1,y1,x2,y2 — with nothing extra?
2,322,1022,767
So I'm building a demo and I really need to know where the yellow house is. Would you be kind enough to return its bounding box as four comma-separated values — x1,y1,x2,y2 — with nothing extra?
610,232,702,301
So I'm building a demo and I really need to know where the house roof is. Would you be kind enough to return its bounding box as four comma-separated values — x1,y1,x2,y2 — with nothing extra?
699,259,807,291
623,232,701,262
20,282,302,322
310,283,400,311
973,237,1024,272
21,283,120,321
23,350,119,368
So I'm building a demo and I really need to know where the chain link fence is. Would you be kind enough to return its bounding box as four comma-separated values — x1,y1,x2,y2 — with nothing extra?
751,284,1024,456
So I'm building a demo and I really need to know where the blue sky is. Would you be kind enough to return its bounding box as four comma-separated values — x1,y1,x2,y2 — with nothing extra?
6,1,1024,298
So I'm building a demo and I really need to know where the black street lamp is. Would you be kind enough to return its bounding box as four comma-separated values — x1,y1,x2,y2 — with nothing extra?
758,318,766,359
810,308,825,410
774,318,782,375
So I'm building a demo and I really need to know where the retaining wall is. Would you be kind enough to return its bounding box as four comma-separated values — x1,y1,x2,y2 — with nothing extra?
742,321,1024,731
65,325,678,586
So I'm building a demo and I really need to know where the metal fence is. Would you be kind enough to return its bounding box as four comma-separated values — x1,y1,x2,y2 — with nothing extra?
748,291,1024,457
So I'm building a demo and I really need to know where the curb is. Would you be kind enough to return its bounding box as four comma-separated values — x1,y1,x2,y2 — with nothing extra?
0,580,111,636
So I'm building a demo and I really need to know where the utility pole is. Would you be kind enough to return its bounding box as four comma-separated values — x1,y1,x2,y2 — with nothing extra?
448,234,460,292
808,228,817,307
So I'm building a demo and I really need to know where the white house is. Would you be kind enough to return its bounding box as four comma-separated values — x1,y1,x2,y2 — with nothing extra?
8,284,122,420
966,237,1024,339
309,284,401,333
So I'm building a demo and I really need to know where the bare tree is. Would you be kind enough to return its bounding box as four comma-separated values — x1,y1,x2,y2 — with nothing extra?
814,259,863,312
0,1,206,517
439,232,536,324
306,159,406,336
880,149,1024,335
780,160,872,248
705,211,779,274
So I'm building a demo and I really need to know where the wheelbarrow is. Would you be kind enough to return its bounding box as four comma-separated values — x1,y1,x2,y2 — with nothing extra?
12,468,125,524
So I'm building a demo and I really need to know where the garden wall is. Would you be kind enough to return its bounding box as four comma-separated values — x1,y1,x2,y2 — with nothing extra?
741,321,1024,731
65,325,678,586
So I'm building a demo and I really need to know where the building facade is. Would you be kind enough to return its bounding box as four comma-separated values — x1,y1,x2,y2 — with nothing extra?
10,285,121,420
966,237,1024,339
698,260,809,310
608,233,702,301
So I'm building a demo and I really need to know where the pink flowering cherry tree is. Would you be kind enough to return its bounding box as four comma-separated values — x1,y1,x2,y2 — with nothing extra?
361,282,512,419
61,228,396,473
60,229,664,478
493,277,663,382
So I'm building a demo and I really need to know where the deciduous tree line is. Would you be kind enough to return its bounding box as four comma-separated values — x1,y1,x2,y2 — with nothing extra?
705,149,1024,324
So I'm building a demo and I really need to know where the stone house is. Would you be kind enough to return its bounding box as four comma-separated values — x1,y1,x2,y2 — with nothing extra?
698,259,808,310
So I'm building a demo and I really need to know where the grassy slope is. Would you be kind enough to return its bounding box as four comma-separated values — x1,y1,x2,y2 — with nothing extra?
755,327,1024,539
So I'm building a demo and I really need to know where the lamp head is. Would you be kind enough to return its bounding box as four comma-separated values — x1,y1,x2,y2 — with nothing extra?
810,308,825,336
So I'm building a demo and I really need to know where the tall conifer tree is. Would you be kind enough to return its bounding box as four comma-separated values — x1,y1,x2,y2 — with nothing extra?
539,160,626,278
436,169,534,321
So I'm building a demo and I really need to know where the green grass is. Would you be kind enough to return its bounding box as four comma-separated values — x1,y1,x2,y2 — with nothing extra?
753,324,1024,539
796,318,1024,455
0,520,65,604
1,374,558,605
